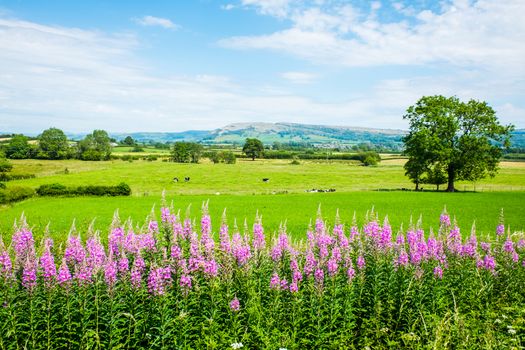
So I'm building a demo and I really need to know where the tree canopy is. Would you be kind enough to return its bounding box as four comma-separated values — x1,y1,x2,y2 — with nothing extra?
403,95,514,192
78,130,112,160
37,128,69,160
5,135,32,159
242,138,264,160
171,142,203,163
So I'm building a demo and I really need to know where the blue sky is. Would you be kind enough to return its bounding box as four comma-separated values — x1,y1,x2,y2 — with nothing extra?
0,0,523,133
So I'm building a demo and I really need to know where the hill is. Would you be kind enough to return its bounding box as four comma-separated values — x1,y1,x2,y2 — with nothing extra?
202,122,405,147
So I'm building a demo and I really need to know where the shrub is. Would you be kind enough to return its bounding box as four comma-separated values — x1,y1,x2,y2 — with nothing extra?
0,173,36,181
36,182,131,197
0,186,35,204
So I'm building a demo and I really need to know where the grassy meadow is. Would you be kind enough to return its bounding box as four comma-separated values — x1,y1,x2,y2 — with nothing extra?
1,157,524,243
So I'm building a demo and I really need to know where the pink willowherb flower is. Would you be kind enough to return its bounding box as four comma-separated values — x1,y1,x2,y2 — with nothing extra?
347,265,356,282
148,220,159,233
108,227,124,256
0,250,12,279
229,297,240,312
104,255,118,287
22,256,37,290
484,255,496,273
270,272,280,290
433,266,443,279
496,224,505,236
57,258,72,286
180,274,192,290
118,254,129,275
86,236,106,271
39,244,56,286
503,238,514,253
314,268,324,285
204,259,219,277
64,235,85,265
357,256,366,270
12,229,35,260
148,267,166,296
160,207,170,223
219,223,231,254
130,254,145,288
327,258,338,277
252,216,266,251
396,250,409,267
289,281,299,293
280,279,289,290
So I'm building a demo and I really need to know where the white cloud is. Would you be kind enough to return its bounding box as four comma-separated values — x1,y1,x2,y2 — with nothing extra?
134,15,178,30
281,71,317,84
0,12,522,134
240,0,292,18
221,0,525,73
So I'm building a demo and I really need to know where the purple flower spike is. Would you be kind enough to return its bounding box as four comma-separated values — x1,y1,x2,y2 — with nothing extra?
229,297,240,312
357,256,366,270
57,258,72,286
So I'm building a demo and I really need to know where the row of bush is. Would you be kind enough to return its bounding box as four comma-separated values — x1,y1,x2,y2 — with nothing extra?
0,186,35,204
258,150,382,165
0,172,36,181
36,182,131,197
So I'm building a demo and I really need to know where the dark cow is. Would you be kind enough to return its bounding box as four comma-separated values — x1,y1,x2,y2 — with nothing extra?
184,177,190,182
262,178,270,183
173,177,179,183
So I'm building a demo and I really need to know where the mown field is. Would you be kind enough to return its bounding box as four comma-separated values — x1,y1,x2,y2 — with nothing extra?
1,158,524,242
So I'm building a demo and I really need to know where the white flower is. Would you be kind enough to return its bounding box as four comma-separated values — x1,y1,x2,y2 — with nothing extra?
231,343,243,349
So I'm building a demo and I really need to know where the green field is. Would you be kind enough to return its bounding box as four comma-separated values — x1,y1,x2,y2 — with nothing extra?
1,157,524,243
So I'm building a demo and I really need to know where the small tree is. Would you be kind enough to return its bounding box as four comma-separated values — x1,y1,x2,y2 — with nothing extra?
5,134,31,159
172,142,202,163
187,143,203,163
78,130,112,160
222,151,236,164
242,138,264,160
172,142,190,163
122,136,135,146
37,128,69,159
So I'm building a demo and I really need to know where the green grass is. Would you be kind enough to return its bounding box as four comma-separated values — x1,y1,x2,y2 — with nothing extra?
2,191,524,244
7,158,525,195
2,158,524,243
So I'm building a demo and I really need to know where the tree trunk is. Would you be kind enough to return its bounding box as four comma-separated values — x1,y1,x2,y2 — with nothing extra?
415,181,419,191
446,166,455,192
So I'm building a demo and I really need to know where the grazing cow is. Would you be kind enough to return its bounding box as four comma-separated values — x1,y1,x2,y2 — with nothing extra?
262,178,270,183
173,177,179,183
184,177,190,182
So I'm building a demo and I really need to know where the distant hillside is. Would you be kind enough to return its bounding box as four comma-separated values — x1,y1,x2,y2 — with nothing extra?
202,122,406,147
511,129,525,147
10,125,525,149
111,130,211,143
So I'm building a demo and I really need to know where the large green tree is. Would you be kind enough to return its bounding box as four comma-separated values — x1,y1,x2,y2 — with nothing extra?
242,138,264,161
403,96,513,192
37,128,69,159
5,134,31,159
